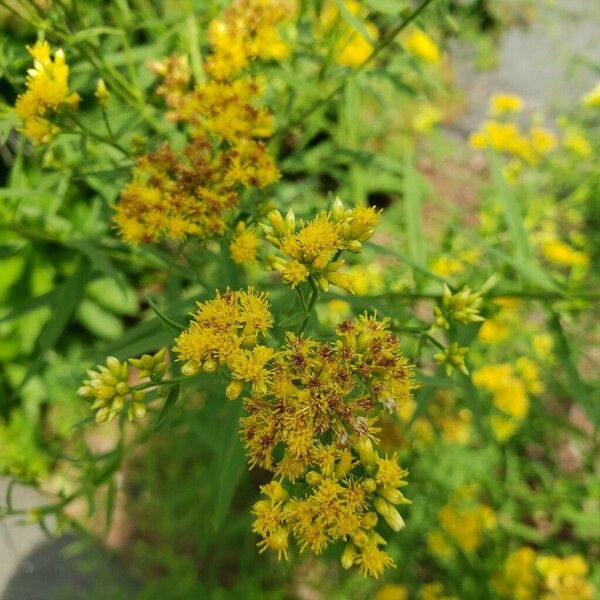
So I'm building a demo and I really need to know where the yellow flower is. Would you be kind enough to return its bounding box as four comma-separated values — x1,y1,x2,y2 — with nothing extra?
490,93,524,115
439,502,496,552
412,103,443,132
532,333,554,362
15,41,80,144
529,126,557,155
431,256,465,278
281,260,310,287
230,222,260,264
403,30,441,64
95,78,109,105
427,530,455,559
335,23,379,67
419,582,456,600
542,239,589,268
563,129,592,158
490,415,519,442
493,546,538,600
515,357,544,394
581,81,600,107
478,318,509,343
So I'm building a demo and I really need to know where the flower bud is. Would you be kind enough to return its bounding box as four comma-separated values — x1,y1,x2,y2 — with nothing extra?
106,356,122,378
332,197,345,221
305,471,321,486
225,379,245,400
334,449,353,479
341,542,358,569
181,360,201,376
285,208,296,233
95,78,109,105
357,438,377,467
267,210,288,237
374,497,405,531
362,511,378,529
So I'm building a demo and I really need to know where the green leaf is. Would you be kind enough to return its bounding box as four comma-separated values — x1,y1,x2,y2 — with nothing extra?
153,385,180,431
333,0,375,44
21,260,90,388
145,293,185,335
76,299,124,341
364,0,405,14
213,399,245,530
547,309,599,429
487,149,531,265
87,277,138,316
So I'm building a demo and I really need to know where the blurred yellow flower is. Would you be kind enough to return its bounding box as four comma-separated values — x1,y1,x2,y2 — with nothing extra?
542,239,589,268
563,130,592,158
412,104,443,132
427,530,455,559
581,81,600,107
532,333,554,362
376,584,409,600
403,30,441,64
478,318,510,343
529,126,557,155
335,23,378,67
439,502,496,552
490,93,524,115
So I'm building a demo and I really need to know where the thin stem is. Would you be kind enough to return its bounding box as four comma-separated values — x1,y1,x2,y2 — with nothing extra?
298,276,321,334
278,0,437,137
296,286,308,314
65,114,130,155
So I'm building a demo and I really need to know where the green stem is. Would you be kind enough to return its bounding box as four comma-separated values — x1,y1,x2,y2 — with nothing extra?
298,276,321,334
65,114,130,155
278,0,437,136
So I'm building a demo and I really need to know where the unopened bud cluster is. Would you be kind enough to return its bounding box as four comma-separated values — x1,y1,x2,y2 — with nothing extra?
261,198,380,293
78,349,167,423
434,342,469,376
432,284,484,331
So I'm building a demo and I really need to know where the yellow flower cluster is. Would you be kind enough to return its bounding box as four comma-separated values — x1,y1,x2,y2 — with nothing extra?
469,95,559,167
473,360,542,441
172,288,274,399
15,41,80,144
494,547,595,600
206,0,291,81
470,120,556,166
78,350,166,423
263,199,380,292
173,290,416,576
115,137,277,243
245,315,415,576
431,485,496,555
114,0,287,244
432,284,484,331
